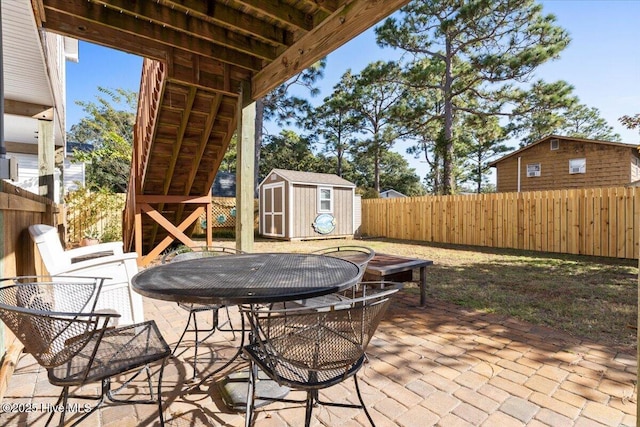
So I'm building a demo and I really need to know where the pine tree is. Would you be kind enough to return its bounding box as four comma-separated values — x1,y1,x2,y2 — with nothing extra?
376,0,570,194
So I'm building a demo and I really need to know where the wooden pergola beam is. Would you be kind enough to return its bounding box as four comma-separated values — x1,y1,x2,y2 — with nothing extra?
252,0,411,98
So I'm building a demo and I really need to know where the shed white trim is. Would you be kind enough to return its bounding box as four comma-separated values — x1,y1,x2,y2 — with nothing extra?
261,182,285,238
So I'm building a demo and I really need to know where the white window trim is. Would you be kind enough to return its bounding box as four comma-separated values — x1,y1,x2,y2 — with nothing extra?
569,158,586,174
550,139,559,150
526,163,541,177
317,186,333,213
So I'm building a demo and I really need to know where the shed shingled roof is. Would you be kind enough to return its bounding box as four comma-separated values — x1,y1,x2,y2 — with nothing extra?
264,169,356,187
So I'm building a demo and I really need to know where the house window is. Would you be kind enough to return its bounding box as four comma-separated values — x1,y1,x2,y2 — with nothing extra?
526,163,541,177
318,187,333,212
569,158,586,174
550,139,559,150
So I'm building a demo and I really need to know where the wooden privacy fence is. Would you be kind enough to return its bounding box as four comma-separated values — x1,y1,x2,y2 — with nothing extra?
65,190,125,244
361,187,640,260
1,180,58,403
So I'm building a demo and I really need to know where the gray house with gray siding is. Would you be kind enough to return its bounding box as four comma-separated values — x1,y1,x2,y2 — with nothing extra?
259,169,357,240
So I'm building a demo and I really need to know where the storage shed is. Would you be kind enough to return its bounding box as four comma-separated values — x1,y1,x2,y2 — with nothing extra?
259,169,357,240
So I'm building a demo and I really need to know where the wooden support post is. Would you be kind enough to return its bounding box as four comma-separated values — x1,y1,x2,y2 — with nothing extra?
206,190,213,247
236,80,255,253
37,119,55,201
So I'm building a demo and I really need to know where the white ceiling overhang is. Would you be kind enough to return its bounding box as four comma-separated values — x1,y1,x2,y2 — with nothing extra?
2,0,66,148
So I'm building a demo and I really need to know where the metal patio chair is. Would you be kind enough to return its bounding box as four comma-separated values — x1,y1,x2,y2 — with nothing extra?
0,276,171,426
161,245,244,379
310,245,375,268
241,281,402,427
288,245,375,310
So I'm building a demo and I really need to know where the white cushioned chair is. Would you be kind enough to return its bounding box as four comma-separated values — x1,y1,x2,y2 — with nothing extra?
28,224,144,326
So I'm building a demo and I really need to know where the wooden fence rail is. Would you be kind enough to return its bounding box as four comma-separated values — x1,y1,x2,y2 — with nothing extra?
66,194,254,244
361,187,640,260
65,191,125,244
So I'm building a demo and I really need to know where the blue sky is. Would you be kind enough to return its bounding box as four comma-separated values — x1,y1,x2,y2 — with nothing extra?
66,0,640,178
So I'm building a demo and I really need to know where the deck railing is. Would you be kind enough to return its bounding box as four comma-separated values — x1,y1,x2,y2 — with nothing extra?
123,58,166,251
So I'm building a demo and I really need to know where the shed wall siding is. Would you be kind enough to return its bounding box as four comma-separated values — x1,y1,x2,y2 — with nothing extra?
291,185,353,238
496,140,638,192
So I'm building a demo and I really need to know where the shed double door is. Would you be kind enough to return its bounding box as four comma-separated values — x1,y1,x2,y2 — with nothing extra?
262,183,285,237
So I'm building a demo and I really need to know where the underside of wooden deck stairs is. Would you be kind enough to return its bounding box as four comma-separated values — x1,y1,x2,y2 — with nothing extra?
123,58,248,265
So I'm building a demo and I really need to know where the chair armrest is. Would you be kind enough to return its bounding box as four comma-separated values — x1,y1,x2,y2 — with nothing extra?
65,242,125,260
52,252,138,276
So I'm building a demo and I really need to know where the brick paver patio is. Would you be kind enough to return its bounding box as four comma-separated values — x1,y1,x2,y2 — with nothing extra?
1,290,636,426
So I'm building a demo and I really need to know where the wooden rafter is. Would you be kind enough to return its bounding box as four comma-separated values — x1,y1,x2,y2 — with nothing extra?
43,0,263,71
91,0,282,61
253,0,411,98
4,99,53,120
165,52,248,96
159,0,294,47
302,0,341,16
231,0,314,32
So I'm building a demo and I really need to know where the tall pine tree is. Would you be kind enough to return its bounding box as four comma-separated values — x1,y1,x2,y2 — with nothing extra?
376,0,570,194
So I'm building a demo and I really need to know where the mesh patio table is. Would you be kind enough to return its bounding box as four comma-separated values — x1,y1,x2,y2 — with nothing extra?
131,252,362,305
131,252,362,415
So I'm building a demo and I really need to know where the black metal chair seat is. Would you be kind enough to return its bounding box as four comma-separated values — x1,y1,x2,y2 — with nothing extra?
245,343,365,390
49,321,169,386
242,282,401,427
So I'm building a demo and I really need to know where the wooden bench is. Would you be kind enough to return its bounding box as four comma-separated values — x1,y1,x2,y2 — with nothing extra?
363,253,433,307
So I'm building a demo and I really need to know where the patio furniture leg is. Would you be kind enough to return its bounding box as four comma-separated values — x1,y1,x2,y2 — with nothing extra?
44,387,65,427
354,376,375,427
193,313,201,378
244,361,257,427
420,266,427,307
157,357,167,427
304,391,314,427
59,386,69,427
172,312,192,356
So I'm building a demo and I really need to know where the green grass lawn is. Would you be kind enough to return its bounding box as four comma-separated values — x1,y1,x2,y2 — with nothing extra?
240,237,637,350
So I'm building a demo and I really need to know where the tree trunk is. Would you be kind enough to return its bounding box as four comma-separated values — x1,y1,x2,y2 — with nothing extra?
374,144,380,193
336,111,343,177
442,39,455,195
